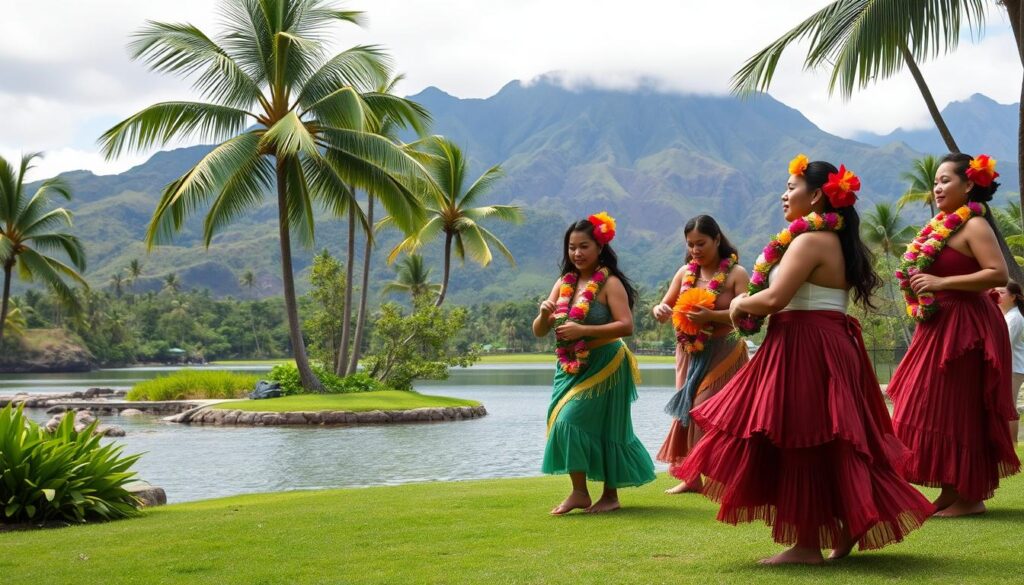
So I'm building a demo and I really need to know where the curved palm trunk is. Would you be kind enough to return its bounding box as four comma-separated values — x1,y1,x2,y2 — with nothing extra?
275,161,324,392
0,263,12,349
435,232,453,307
898,42,959,153
347,195,373,376
336,202,356,376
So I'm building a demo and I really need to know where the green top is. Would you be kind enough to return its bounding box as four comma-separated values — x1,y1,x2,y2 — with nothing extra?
584,299,612,326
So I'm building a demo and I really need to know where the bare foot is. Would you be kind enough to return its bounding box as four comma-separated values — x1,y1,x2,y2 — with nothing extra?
585,496,621,514
550,490,591,516
931,491,958,513
933,499,986,517
664,480,702,495
828,532,864,560
758,546,824,566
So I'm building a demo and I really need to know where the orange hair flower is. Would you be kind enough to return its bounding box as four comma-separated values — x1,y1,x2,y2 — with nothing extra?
788,153,809,177
822,164,860,208
588,211,617,245
966,154,999,187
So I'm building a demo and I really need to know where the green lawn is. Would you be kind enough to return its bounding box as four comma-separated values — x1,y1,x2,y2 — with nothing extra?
3,454,1023,584
211,390,480,412
479,352,676,364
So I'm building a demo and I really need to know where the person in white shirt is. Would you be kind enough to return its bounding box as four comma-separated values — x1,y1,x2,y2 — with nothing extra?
995,280,1024,443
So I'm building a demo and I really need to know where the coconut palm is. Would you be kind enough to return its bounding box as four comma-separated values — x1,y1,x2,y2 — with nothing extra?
126,258,143,293
862,202,916,345
239,269,256,297
731,0,987,153
341,73,423,375
110,271,126,298
897,155,940,216
382,253,441,302
99,0,431,391
162,273,181,295
384,136,523,307
0,153,87,348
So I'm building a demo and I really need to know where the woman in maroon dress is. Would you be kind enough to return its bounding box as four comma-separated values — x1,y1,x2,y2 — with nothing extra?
678,157,934,565
888,153,1020,517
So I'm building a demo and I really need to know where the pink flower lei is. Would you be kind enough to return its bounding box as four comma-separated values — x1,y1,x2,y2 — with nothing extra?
554,267,611,374
675,254,738,353
737,212,845,335
895,202,985,321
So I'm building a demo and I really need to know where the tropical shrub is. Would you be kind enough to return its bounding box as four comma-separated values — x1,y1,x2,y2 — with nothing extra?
266,364,384,395
0,405,141,524
127,370,260,401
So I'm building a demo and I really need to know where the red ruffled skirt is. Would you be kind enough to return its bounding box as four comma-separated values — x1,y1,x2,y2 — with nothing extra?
679,311,934,550
887,290,1020,502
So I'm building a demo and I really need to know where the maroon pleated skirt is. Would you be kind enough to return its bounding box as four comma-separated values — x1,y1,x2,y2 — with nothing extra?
679,310,934,550
887,290,1020,502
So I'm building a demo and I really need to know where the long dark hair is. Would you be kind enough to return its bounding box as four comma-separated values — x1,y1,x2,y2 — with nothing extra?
1008,281,1024,314
940,152,1004,242
560,219,638,308
683,215,739,263
804,161,882,309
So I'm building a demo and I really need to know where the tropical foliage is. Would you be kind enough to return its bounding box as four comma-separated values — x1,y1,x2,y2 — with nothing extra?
0,405,140,525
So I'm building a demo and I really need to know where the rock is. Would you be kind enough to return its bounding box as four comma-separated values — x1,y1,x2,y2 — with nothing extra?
83,388,114,399
429,409,445,421
284,412,307,425
45,405,67,415
261,414,286,425
119,408,145,416
96,425,126,437
71,391,84,399
302,411,323,424
222,411,239,425
74,410,96,425
320,411,344,424
249,380,282,400
237,411,256,425
125,481,167,508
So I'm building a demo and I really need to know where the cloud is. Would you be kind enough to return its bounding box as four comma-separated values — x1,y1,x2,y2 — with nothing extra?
1,0,1020,179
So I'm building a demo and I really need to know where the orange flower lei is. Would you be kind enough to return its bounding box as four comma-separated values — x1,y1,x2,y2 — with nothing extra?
554,267,610,374
673,254,738,353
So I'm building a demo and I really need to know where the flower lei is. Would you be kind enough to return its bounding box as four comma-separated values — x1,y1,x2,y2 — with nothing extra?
673,254,738,353
737,212,845,335
895,202,985,321
554,267,610,374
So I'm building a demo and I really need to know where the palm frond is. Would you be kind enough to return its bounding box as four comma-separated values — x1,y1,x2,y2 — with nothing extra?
297,45,393,105
99,101,253,159
260,111,319,158
202,153,275,246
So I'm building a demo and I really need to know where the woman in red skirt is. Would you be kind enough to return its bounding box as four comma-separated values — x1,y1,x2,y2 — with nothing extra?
678,156,934,565
888,153,1020,517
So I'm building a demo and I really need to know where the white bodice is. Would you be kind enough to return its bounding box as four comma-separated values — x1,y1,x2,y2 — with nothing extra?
768,265,848,313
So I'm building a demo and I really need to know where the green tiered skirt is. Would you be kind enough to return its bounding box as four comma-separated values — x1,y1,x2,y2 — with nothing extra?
542,341,656,487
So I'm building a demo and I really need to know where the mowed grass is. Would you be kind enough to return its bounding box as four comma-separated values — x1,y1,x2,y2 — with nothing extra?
211,390,480,412
3,452,1023,585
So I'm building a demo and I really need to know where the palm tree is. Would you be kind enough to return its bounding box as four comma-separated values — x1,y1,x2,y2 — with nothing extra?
862,202,916,345
110,271,126,298
382,253,441,302
127,258,143,294
239,269,262,355
993,200,1024,265
162,273,181,295
731,0,987,152
99,0,430,391
342,73,424,376
0,153,87,348
897,155,940,216
384,136,523,307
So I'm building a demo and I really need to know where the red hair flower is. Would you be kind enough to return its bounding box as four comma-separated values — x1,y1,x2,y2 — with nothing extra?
587,211,617,245
822,164,860,208
966,154,999,187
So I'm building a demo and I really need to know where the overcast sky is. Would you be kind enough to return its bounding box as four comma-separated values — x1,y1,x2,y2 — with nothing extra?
1,0,1021,180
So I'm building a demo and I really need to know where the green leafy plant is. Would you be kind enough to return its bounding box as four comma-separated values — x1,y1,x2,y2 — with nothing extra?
0,404,141,524
266,364,384,395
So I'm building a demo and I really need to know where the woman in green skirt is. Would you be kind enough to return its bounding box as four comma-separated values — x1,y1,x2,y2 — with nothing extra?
533,212,656,515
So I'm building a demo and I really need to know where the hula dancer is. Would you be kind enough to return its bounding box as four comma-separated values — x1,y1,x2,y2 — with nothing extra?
888,153,1020,516
678,156,934,564
652,215,749,494
534,212,656,515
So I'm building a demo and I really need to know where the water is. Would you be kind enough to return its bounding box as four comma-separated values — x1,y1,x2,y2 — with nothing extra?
1,364,679,503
